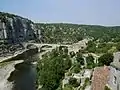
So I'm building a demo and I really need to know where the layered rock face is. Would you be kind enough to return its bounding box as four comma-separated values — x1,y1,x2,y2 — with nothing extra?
0,12,39,44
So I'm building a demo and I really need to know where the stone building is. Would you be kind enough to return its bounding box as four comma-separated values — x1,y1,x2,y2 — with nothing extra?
108,52,120,90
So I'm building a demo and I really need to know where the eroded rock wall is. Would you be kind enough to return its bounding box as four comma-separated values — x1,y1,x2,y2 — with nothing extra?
0,12,39,44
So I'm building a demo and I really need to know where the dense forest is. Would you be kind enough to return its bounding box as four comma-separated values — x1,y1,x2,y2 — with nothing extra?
36,23,120,44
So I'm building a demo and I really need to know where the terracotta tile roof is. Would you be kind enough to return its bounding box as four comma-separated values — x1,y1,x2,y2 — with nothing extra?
91,66,110,90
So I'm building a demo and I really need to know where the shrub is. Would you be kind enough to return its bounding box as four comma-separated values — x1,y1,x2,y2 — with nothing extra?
104,85,111,90
69,78,79,87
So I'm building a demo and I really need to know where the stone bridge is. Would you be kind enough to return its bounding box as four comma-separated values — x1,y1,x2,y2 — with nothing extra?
23,42,70,52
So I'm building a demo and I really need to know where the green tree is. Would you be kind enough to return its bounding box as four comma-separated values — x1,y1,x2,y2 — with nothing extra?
64,56,72,70
104,85,111,90
69,51,75,58
116,42,120,51
76,52,84,65
86,41,96,53
69,78,79,87
73,65,81,73
86,54,95,68
98,53,113,66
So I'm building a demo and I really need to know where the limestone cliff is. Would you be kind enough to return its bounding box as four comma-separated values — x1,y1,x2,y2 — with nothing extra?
0,12,40,44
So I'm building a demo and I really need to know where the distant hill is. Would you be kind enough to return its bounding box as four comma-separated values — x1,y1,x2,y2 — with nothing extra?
35,23,120,44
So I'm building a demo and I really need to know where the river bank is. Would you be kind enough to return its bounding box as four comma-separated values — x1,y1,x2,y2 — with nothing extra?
0,44,39,90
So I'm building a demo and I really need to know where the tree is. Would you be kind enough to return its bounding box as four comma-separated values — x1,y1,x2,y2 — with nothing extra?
116,42,120,51
69,78,79,87
76,35,83,41
69,51,75,58
64,47,68,54
73,64,81,73
104,85,111,90
76,52,84,65
86,54,95,68
86,41,96,53
64,56,72,70
98,53,113,66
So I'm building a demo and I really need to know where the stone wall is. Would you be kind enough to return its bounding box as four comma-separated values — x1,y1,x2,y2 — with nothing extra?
108,52,120,90
108,66,120,90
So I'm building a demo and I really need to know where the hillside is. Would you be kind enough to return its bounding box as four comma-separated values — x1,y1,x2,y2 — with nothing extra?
0,12,42,57
0,12,40,44
36,23,120,44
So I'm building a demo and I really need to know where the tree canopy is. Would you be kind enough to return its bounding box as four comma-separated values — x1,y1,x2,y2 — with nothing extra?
98,53,113,66
37,47,71,90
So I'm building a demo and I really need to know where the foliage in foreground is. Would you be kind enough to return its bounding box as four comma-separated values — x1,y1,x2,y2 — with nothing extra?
37,46,72,90
98,53,113,66
104,85,111,90
86,54,95,69
69,77,79,87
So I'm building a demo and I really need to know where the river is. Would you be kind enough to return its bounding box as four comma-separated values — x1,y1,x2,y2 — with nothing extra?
8,62,36,90
0,46,40,90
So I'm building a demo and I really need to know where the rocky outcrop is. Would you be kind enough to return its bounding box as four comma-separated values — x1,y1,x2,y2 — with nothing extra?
0,12,39,44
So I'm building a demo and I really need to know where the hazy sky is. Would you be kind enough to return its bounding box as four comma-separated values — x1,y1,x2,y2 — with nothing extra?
0,0,120,26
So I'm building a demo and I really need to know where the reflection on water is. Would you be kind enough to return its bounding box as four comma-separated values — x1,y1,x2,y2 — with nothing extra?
8,62,36,90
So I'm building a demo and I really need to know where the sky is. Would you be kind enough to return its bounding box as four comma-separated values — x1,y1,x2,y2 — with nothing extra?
0,0,120,26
